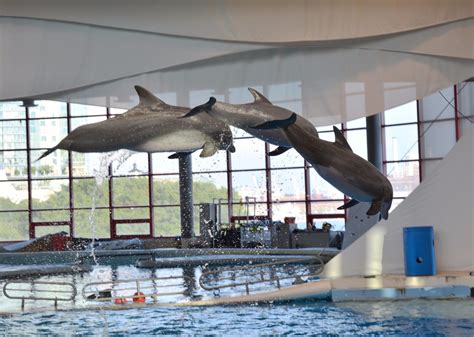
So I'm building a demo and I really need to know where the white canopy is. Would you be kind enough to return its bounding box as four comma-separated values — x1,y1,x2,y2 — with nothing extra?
0,1,473,125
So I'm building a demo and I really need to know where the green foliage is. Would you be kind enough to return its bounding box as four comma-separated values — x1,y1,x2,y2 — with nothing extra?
0,176,233,241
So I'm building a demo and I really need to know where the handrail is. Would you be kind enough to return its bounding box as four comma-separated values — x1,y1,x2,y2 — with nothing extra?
3,280,77,310
199,257,324,295
82,276,194,303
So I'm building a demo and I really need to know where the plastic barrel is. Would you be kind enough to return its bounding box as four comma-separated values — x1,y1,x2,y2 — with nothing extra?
403,226,436,276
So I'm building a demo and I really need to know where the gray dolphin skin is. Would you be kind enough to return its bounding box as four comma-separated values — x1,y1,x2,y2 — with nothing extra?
258,119,393,220
182,88,319,156
37,86,235,161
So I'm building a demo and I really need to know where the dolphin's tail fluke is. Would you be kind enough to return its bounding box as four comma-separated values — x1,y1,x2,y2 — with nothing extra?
35,147,56,162
251,113,297,130
181,97,217,118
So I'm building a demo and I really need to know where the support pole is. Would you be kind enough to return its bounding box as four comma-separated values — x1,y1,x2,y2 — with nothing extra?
179,154,194,239
366,113,383,170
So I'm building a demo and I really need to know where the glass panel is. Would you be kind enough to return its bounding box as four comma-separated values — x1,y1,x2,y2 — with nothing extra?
112,177,149,206
29,101,67,118
271,168,305,202
109,108,127,116
231,138,265,170
30,149,69,178
384,101,417,125
0,181,28,210
421,160,441,181
35,225,70,237
70,103,106,116
269,148,304,168
346,117,366,129
152,153,179,174
32,210,70,222
346,129,368,159
312,218,345,231
317,130,336,142
30,118,68,149
189,89,223,107
420,87,454,121
0,150,28,178
309,170,344,200
72,179,109,208
70,115,107,130
116,222,150,236
153,176,180,206
114,208,149,219
271,202,306,229
421,121,456,158
111,152,148,176
317,124,341,133
0,101,25,119
232,171,267,202
154,206,181,236
231,202,268,219
310,201,345,215
0,120,26,149
268,82,302,102
0,211,29,241
384,124,419,161
192,150,227,172
386,162,420,198
31,179,69,209
193,173,228,204
74,209,110,238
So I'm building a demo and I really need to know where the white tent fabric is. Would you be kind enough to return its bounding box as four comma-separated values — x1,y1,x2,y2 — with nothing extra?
322,125,474,278
1,0,472,43
0,2,473,125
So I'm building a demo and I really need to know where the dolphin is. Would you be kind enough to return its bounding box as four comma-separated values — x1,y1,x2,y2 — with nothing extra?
181,88,319,156
37,86,235,161
254,117,393,220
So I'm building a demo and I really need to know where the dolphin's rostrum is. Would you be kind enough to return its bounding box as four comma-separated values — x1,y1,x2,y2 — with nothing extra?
37,86,235,161
181,88,319,156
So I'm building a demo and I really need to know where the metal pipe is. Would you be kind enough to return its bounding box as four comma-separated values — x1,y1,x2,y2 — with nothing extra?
179,154,194,239
366,113,383,171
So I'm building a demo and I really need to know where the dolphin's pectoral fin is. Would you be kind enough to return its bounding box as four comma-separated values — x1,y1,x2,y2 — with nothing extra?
168,151,195,159
251,113,297,130
228,144,236,153
367,199,382,216
269,146,291,156
333,126,353,152
180,97,217,118
337,199,360,210
200,142,218,158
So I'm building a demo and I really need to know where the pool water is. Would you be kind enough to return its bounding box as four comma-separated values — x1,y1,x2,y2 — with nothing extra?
1,299,473,335
0,264,473,335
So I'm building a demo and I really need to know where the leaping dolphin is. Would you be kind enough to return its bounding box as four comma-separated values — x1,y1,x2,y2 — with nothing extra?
255,117,393,220
37,86,235,161
181,88,318,156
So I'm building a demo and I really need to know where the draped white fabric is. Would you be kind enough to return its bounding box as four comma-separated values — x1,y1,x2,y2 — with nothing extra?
0,1,473,125
322,126,474,277
1,0,472,42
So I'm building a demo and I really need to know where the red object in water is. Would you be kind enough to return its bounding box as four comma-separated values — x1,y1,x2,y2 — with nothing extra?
133,292,146,303
50,235,68,251
114,297,127,305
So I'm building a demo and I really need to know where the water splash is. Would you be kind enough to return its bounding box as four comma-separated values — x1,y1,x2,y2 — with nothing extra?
88,150,135,264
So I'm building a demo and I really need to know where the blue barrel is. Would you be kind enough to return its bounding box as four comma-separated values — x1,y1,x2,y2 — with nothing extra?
403,226,436,276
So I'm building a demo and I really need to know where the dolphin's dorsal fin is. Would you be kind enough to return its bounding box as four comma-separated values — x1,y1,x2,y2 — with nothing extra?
134,85,168,107
248,88,272,104
333,126,353,152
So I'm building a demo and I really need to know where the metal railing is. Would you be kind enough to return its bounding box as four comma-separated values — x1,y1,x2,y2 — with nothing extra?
3,280,77,310
199,257,324,296
82,276,194,303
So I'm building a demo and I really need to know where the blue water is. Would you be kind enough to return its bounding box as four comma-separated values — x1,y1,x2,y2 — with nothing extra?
1,299,473,336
